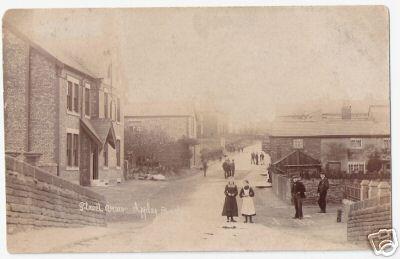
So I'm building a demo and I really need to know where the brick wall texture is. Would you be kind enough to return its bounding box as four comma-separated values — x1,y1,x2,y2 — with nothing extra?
3,27,29,152
347,195,392,244
29,48,58,167
5,155,106,234
271,172,345,205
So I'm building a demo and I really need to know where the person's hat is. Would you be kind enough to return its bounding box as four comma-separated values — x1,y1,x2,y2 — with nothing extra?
320,172,326,175
292,175,301,180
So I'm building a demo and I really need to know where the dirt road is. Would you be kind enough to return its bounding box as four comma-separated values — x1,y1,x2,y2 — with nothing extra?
8,143,364,253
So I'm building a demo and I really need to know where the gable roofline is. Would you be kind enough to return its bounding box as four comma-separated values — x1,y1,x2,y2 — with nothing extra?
3,22,98,80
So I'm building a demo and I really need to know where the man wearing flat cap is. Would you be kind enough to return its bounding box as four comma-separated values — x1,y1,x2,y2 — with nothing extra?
317,172,329,213
291,175,306,219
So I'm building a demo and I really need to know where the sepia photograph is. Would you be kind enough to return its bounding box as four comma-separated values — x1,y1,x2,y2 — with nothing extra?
0,2,396,256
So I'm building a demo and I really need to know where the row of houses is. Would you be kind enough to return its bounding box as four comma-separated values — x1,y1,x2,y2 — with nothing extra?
124,101,230,169
3,22,231,187
265,104,391,175
3,23,124,186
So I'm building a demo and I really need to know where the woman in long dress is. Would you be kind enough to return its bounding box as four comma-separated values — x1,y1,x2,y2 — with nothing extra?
239,180,256,223
221,177,238,222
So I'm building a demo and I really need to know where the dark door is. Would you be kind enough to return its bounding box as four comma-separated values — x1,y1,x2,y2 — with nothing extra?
93,146,98,180
79,132,92,186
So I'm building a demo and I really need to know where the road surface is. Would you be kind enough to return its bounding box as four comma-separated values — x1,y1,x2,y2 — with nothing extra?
7,143,364,253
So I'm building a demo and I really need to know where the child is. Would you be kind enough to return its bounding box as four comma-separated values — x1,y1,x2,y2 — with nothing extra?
239,180,256,223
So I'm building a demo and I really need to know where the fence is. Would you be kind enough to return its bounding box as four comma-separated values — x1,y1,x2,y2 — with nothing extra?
347,185,391,244
344,183,361,201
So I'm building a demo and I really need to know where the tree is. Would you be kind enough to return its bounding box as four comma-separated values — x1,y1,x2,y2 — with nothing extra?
326,143,347,161
367,151,383,173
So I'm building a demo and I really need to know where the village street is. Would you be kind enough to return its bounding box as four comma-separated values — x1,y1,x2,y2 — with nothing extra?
8,143,363,253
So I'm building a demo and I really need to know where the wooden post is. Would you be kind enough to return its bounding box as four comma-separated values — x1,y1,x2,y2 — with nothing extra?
360,180,370,201
368,180,379,198
378,181,390,197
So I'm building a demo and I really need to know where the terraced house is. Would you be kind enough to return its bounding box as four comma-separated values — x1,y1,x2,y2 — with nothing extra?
267,105,390,175
3,23,124,186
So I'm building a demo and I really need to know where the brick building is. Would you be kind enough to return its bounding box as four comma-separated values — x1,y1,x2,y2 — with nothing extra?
267,105,390,174
124,102,198,168
3,24,124,186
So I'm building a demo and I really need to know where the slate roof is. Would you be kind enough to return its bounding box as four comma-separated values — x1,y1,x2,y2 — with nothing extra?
81,118,116,149
272,150,321,166
80,118,102,146
270,120,390,137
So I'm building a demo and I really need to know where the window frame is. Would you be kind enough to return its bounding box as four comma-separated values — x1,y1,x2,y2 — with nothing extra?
348,161,365,174
293,138,304,149
66,75,80,116
350,138,363,149
383,138,390,150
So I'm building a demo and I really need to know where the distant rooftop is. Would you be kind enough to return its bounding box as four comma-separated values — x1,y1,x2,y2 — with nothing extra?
125,101,196,117
270,120,389,137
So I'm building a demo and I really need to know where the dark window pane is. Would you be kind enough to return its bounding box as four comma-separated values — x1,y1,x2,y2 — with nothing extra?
85,88,90,116
104,143,108,166
73,134,79,166
74,83,79,112
67,81,73,111
67,133,72,166
104,93,108,118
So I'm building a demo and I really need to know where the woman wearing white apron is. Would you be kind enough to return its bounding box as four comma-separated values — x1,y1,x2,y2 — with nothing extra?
239,180,256,223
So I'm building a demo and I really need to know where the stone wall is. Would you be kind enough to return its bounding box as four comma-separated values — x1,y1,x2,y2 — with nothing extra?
5,155,106,234
271,172,345,205
347,195,391,244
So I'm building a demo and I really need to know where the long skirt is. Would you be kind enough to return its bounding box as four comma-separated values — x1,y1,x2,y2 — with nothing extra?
222,196,238,217
241,196,256,216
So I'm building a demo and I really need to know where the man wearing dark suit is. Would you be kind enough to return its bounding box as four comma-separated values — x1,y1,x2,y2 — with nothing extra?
317,172,330,213
291,175,306,219
230,160,235,177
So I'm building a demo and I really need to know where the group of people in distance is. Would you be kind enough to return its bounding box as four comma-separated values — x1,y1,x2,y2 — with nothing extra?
250,151,265,165
222,158,235,178
291,172,330,219
222,178,256,223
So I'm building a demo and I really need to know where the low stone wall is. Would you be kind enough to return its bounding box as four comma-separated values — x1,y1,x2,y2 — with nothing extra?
5,155,107,233
271,172,345,205
347,195,392,244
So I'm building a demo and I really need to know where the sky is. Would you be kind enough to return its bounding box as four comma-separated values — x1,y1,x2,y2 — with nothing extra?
3,7,390,127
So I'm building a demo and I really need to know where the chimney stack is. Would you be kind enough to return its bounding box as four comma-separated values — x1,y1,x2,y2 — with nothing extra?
341,105,352,120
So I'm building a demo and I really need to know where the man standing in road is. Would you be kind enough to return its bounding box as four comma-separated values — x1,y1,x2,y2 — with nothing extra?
291,175,306,219
255,152,259,165
202,159,208,177
317,172,329,213
230,159,236,177
222,159,229,179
